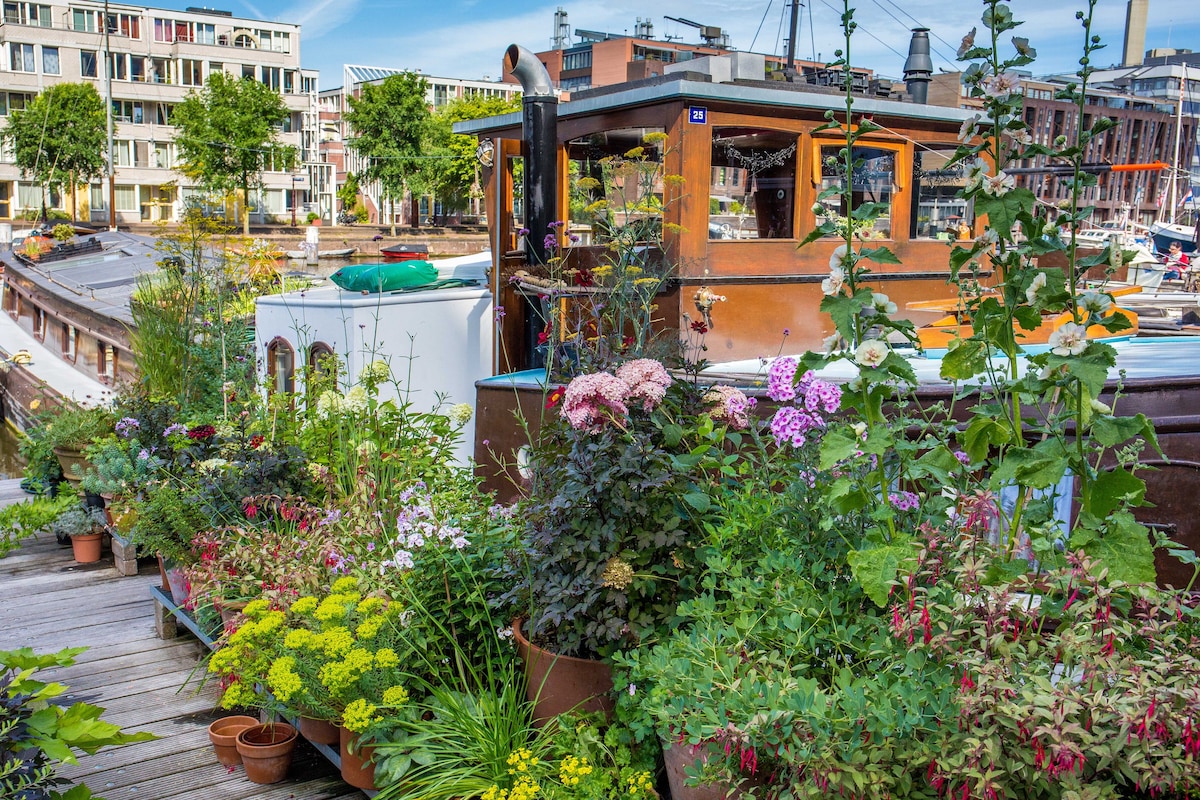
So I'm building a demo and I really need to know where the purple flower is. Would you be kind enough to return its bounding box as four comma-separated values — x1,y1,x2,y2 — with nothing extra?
543,233,559,252
568,234,581,243
517,227,530,236
888,491,920,512
115,417,140,438
162,423,187,438
494,306,506,323
783,328,791,337
366,542,375,552
137,448,151,461
954,450,971,466
767,357,799,402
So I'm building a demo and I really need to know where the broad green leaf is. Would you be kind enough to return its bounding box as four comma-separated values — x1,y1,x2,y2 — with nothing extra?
941,339,986,380
990,446,1067,490
962,416,1011,462
1084,511,1157,585
848,542,915,607
858,246,902,265
1088,468,1145,518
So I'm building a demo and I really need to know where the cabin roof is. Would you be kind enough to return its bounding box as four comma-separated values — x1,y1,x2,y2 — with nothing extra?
0,231,161,326
453,73,979,137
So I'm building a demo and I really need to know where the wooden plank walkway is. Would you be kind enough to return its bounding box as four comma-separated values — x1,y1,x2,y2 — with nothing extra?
0,480,367,800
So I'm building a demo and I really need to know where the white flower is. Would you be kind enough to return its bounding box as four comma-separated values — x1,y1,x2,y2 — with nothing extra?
449,403,473,426
983,171,1015,197
1080,291,1112,315
1048,322,1088,356
343,386,369,413
822,332,843,354
1109,245,1125,269
1003,126,1033,147
359,359,390,384
975,229,1000,247
822,267,846,296
1025,272,1047,305
958,113,981,143
1090,398,1111,415
982,72,1021,98
829,244,848,271
965,158,990,191
872,292,898,315
851,422,868,439
854,339,890,368
315,389,343,418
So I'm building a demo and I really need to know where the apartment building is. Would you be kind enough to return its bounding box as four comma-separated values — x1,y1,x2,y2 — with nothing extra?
319,65,521,226
0,1,327,225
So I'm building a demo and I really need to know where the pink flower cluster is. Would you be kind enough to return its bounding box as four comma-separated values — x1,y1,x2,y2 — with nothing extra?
562,359,675,431
615,359,673,412
704,384,755,430
766,357,842,448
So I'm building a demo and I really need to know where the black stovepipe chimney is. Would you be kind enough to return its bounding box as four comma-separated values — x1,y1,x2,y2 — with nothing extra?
504,44,558,267
903,28,933,104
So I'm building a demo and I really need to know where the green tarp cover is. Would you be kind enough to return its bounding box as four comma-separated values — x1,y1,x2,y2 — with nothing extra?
329,260,439,293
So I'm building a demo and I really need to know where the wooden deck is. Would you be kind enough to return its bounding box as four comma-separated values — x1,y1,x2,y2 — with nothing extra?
0,481,367,800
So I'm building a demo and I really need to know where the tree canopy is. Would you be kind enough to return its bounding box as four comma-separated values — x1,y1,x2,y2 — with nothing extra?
343,72,432,235
172,73,295,234
3,82,106,221
427,93,521,217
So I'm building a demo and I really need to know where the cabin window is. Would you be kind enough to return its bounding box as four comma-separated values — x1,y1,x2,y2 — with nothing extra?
709,128,798,240
911,147,973,240
266,337,295,394
4,286,17,317
62,323,76,361
507,154,524,249
33,306,45,340
97,343,116,382
566,127,666,247
306,342,338,391
816,143,897,240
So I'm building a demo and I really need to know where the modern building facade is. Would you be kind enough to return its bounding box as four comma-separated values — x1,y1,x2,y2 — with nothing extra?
319,65,521,226
0,1,326,225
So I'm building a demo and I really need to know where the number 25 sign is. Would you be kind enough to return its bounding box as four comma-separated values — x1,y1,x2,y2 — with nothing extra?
688,106,708,124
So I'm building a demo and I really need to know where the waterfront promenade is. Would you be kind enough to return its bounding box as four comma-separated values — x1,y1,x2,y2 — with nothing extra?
0,479,366,800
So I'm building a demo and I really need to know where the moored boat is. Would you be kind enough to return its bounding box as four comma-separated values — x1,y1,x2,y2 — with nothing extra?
283,246,358,259
380,242,429,261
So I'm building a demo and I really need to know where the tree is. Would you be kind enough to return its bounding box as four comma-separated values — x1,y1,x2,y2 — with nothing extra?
3,82,106,223
172,73,296,235
343,72,432,236
428,94,521,219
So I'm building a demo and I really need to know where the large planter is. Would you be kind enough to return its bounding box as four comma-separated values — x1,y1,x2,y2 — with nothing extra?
235,722,297,784
512,619,614,725
662,738,761,800
339,725,377,790
207,715,259,766
214,598,249,629
70,532,103,564
52,447,91,489
164,562,190,607
298,715,340,746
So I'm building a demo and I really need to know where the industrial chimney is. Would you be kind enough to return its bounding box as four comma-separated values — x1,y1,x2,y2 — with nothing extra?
903,28,933,104
1122,0,1149,67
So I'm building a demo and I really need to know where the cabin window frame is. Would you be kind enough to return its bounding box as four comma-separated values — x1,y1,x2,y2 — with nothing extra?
61,322,77,362
32,305,45,341
266,336,296,395
810,138,905,242
707,126,802,242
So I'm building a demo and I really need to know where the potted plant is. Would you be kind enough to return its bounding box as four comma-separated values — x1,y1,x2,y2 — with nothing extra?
50,503,108,563
41,404,115,489
127,482,209,604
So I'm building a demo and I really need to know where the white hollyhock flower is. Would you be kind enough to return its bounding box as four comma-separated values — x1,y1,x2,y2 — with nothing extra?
1048,322,1088,356
965,158,990,191
983,171,1015,196
1025,272,1047,305
829,244,848,271
1080,291,1112,314
822,267,846,296
872,292,898,315
855,339,890,368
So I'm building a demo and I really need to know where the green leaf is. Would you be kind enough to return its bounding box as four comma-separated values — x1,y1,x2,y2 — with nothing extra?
848,541,915,607
662,423,684,448
990,445,1068,490
1083,511,1157,585
974,189,1035,239
1092,413,1155,448
858,246,902,265
819,431,861,470
682,492,711,513
962,416,1011,462
940,338,987,380
1089,468,1145,518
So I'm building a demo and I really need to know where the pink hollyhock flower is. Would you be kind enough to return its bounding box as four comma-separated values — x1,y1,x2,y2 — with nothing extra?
615,358,672,412
561,372,630,431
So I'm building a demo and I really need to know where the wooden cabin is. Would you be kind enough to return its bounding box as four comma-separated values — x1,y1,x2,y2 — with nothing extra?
457,55,980,370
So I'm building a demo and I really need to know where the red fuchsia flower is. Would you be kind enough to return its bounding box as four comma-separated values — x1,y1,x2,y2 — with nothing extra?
920,605,932,644
243,501,258,519
187,424,216,440
615,358,673,412
537,330,549,345
545,387,565,409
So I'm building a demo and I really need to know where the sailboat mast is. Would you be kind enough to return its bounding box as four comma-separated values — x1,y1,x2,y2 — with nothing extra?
1169,66,1185,225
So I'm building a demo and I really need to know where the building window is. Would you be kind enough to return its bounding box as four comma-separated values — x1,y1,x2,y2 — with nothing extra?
114,185,137,211
709,128,798,240
80,50,97,78
41,46,58,75
150,58,170,84
155,102,172,125
107,52,127,81
4,286,17,317
180,59,203,86
62,323,77,361
130,56,145,82
90,184,105,211
112,101,143,124
266,337,295,394
106,12,140,38
306,342,338,389
10,43,34,73
195,22,215,44
33,307,45,341
261,66,281,91
152,142,172,168
3,3,50,26
153,17,173,42
72,8,98,31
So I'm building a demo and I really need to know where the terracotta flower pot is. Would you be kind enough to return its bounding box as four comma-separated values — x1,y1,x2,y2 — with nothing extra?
207,715,259,766
214,598,249,629
52,447,90,489
71,532,104,564
156,554,171,592
235,722,297,784
298,715,340,746
165,564,190,607
512,618,614,725
339,725,377,790
662,738,765,800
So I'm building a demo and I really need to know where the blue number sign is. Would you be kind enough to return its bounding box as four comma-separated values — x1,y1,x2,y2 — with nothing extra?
688,106,708,124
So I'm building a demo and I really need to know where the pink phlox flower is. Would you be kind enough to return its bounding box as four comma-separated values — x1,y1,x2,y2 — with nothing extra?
796,371,842,414
561,371,630,431
615,358,672,412
766,357,799,402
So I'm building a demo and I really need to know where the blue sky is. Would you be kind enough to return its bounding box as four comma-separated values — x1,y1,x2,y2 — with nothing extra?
155,1,1200,90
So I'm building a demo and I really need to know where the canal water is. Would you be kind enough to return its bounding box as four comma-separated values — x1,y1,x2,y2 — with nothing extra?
0,424,25,480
